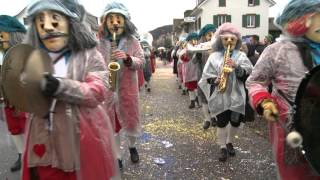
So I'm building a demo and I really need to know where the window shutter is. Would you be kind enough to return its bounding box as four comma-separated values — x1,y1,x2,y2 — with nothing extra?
255,14,260,27
242,15,247,27
219,0,226,7
255,0,260,6
213,15,218,26
227,15,231,22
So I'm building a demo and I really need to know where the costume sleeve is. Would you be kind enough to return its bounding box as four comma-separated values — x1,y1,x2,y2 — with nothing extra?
198,53,219,100
55,49,109,108
128,38,145,70
245,45,277,112
235,52,253,81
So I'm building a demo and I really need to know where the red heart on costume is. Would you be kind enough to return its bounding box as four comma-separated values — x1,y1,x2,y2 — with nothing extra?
33,144,46,158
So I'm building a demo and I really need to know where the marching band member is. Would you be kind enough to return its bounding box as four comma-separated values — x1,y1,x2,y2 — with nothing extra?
140,39,152,92
246,0,320,179
199,23,253,162
182,32,200,109
22,0,118,179
196,24,217,129
0,15,27,172
177,40,187,94
98,1,145,169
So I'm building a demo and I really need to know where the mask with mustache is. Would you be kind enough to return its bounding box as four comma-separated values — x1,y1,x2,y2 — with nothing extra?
35,10,69,52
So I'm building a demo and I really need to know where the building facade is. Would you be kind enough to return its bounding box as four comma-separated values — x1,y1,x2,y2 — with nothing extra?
192,0,276,40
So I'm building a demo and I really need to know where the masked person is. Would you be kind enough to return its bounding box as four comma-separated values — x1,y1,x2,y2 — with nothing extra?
98,1,144,169
22,0,118,179
181,32,200,109
0,15,27,172
140,40,152,92
198,23,253,162
246,0,320,179
196,24,217,129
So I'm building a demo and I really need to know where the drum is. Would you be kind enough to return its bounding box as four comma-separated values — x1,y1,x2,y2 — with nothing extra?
293,65,320,174
1,44,53,117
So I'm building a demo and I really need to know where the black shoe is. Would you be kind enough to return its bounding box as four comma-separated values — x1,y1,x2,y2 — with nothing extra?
118,159,123,170
218,148,228,162
189,100,195,109
226,143,236,156
129,147,139,163
10,154,21,172
211,117,217,127
147,88,151,92
178,85,182,89
203,121,211,130
182,90,187,95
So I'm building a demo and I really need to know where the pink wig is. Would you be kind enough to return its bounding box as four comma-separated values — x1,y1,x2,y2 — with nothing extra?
215,22,241,39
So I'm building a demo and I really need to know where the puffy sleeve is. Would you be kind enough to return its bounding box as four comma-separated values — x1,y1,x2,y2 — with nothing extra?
198,52,220,100
55,48,109,108
128,38,145,70
245,44,277,112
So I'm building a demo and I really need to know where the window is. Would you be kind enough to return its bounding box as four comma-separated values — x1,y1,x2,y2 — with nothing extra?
247,15,255,27
248,0,260,6
214,15,231,26
242,14,260,28
219,0,226,7
248,0,254,6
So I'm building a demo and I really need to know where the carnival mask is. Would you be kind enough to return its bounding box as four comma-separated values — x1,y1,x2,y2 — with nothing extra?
106,13,125,37
205,32,214,42
35,10,69,52
221,34,238,50
0,31,10,51
189,39,198,46
305,13,320,43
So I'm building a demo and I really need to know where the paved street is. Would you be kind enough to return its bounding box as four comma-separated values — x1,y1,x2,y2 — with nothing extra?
0,59,277,180
120,60,277,179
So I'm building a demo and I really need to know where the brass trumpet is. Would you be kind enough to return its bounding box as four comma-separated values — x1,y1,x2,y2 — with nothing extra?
217,43,233,93
108,28,121,91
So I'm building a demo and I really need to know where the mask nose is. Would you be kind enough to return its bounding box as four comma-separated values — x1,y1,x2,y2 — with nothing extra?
43,17,55,33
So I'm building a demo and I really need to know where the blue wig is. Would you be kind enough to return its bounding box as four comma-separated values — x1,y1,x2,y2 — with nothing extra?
199,24,216,37
186,32,199,41
275,0,320,28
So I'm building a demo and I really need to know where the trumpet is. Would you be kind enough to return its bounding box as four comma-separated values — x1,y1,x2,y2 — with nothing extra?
108,28,121,91
217,43,233,93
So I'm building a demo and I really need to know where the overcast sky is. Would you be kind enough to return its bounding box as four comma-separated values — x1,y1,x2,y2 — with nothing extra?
0,0,289,33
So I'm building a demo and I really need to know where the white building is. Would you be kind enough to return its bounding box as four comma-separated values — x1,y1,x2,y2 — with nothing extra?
191,0,276,40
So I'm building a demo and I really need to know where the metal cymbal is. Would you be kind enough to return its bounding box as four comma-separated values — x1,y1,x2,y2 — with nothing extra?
2,44,53,117
24,48,53,117
1,44,34,112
